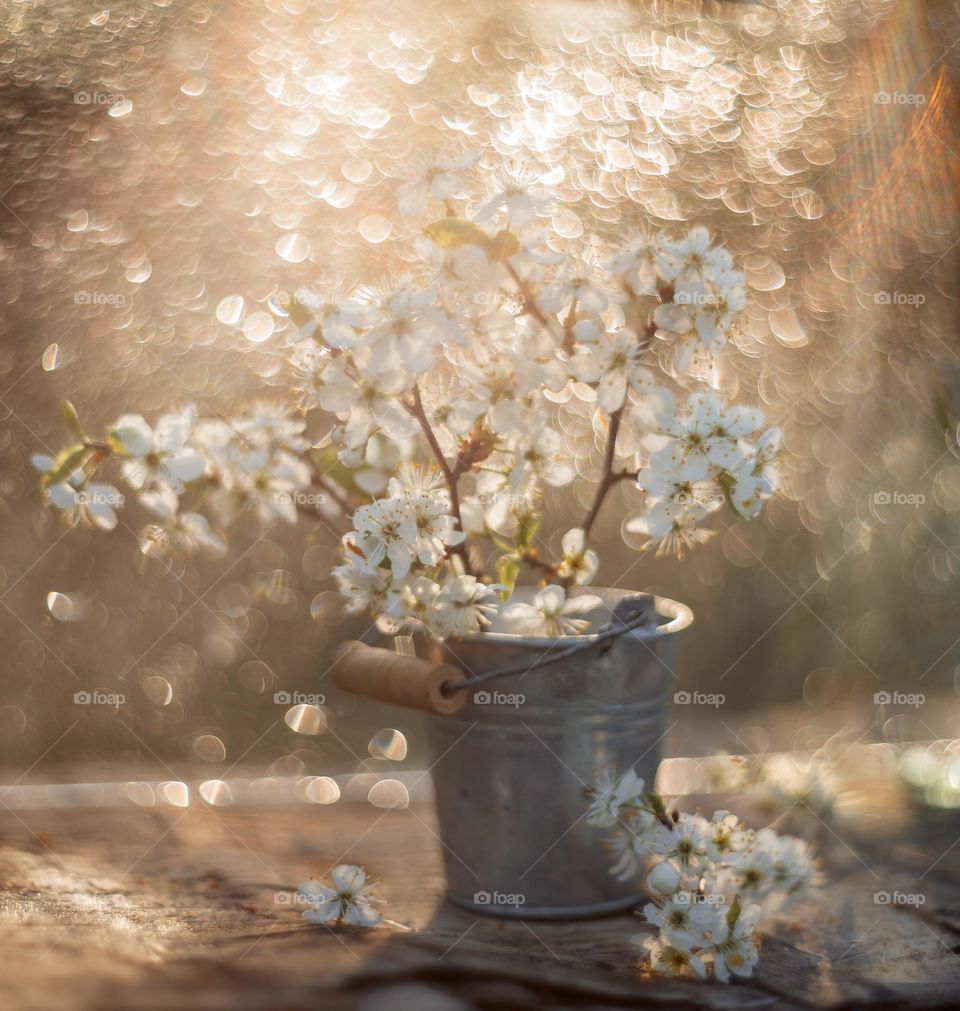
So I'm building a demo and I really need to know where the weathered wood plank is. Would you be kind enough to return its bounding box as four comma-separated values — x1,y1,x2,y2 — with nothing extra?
1,788,958,1010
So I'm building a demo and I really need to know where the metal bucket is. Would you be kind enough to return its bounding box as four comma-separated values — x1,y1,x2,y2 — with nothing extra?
423,587,693,920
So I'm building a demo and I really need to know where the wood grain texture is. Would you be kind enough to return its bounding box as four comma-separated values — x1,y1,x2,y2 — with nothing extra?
1,782,959,1010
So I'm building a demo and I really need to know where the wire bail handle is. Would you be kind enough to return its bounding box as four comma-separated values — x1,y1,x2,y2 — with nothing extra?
440,596,654,697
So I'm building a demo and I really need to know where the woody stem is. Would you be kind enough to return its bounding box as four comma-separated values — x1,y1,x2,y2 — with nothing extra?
406,384,476,576
580,406,624,537
579,315,658,538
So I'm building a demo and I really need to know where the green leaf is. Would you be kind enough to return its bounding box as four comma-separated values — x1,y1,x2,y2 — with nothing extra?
490,533,515,553
486,229,520,263
716,471,744,519
60,400,85,441
106,430,127,455
42,444,91,489
726,894,742,930
423,218,490,251
513,512,541,552
495,554,521,601
643,790,674,829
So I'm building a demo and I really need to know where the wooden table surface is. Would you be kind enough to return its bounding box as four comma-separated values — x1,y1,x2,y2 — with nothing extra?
2,775,960,1011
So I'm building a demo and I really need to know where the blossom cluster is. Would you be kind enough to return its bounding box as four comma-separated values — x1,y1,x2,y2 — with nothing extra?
333,477,501,638
311,162,779,635
587,768,819,982
32,401,328,559
36,158,782,641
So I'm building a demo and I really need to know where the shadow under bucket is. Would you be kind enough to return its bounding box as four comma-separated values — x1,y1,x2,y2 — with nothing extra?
424,587,693,920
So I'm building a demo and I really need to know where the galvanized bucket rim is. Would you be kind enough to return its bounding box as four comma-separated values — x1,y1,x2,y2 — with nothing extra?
457,588,693,650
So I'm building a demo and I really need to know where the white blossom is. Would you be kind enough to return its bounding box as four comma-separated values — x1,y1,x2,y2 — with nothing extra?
351,498,419,577
571,330,655,413
397,150,478,216
474,161,550,227
556,528,599,585
47,482,121,531
710,903,762,983
605,231,662,295
643,891,718,951
588,768,818,983
640,936,708,979
38,167,781,633
656,226,733,286
139,485,226,558
586,767,646,828
297,864,382,926
432,575,500,637
645,858,682,897
318,358,419,449
506,426,573,490
333,557,404,626
500,584,600,636
114,409,206,492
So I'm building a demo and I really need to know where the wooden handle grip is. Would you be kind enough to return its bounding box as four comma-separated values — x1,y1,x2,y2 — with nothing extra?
329,640,466,715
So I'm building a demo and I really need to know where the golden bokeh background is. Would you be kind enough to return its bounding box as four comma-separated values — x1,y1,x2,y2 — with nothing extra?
1,0,958,782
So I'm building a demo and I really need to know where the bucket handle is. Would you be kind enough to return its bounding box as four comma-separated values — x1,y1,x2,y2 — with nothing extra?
329,598,656,713
437,596,654,696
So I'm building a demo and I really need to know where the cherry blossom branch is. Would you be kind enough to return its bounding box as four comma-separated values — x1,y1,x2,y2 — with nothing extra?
561,297,578,355
579,316,657,538
73,430,351,529
580,405,625,537
406,383,476,576
505,261,558,341
520,550,559,581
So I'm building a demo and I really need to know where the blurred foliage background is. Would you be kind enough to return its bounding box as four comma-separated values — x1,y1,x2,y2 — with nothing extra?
1,0,959,781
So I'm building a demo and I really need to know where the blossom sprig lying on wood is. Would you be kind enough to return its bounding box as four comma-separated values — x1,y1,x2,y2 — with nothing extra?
35,159,781,640
587,768,820,982
297,864,382,927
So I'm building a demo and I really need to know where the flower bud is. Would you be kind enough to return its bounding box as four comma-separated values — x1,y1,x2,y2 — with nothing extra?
646,859,681,896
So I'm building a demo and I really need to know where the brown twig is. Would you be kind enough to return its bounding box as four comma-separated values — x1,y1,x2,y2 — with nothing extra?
505,261,557,340
580,406,625,537
578,317,657,538
561,298,578,355
405,384,476,576
520,550,559,581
